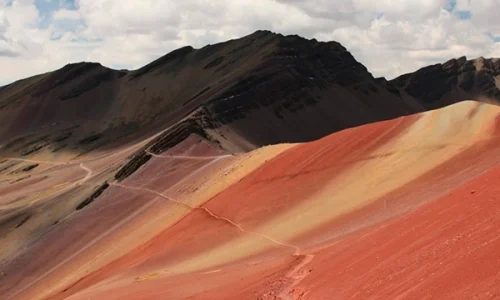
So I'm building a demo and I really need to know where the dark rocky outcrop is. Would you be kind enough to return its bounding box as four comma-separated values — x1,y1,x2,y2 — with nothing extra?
114,109,219,181
11,164,39,173
76,182,110,210
114,153,152,181
148,120,209,154
390,56,500,109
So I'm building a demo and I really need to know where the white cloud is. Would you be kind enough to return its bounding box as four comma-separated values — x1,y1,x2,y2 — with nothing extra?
354,0,448,17
1,0,500,85
0,0,96,85
455,0,500,36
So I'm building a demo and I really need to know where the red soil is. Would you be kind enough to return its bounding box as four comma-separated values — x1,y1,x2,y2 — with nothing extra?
3,101,500,300
201,114,419,231
296,162,500,300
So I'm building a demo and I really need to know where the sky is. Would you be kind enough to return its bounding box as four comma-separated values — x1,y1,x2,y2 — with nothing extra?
1,0,500,86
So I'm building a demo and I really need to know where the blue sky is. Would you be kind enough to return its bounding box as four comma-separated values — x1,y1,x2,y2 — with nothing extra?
35,0,79,29
35,0,77,14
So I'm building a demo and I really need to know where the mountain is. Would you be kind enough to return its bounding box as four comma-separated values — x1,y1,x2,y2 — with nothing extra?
3,101,500,300
388,56,500,109
3,31,500,300
0,31,410,159
2,31,499,160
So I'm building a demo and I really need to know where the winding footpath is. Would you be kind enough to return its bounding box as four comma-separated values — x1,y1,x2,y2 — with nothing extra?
4,149,315,300
145,150,234,160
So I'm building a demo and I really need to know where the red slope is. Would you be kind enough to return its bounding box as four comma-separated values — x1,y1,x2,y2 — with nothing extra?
297,161,500,299
3,101,500,300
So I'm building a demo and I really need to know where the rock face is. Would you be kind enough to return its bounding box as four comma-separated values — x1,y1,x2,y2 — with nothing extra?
201,32,417,149
0,30,499,158
390,56,500,109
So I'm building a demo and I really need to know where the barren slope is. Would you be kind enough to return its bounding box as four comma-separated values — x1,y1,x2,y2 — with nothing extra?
2,101,500,299
0,30,442,161
3,31,500,165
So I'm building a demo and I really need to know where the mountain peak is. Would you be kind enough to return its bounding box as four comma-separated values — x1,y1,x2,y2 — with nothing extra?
63,61,103,69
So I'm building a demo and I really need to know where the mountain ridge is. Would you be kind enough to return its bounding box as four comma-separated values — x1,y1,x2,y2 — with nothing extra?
3,30,500,299
1,30,499,160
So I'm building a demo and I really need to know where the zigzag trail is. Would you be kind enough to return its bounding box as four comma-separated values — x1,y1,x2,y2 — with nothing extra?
133,151,315,299
112,182,315,300
2,162,94,212
120,151,298,251
4,148,314,299
112,182,299,253
78,163,92,185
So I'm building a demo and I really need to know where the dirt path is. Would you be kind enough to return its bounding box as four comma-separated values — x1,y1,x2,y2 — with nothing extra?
112,181,317,300
77,163,92,185
145,150,234,160
0,157,67,166
3,140,316,300
112,182,299,253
